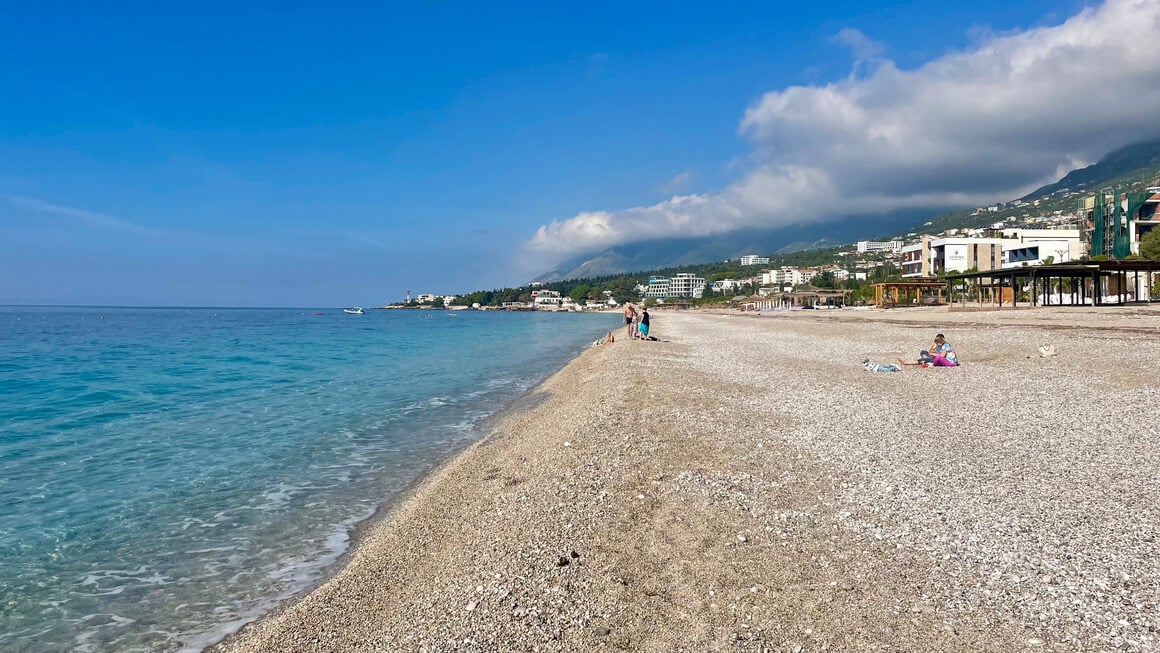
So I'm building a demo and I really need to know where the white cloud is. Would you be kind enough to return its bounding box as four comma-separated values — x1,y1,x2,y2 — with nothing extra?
524,0,1160,263
830,27,886,60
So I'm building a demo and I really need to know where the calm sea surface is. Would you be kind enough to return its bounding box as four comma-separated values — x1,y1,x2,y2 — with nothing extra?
0,307,618,652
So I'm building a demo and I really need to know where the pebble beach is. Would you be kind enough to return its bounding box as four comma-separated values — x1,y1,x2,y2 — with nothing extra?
215,307,1160,652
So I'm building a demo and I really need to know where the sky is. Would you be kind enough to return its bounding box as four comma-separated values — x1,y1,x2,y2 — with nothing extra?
2,0,1158,306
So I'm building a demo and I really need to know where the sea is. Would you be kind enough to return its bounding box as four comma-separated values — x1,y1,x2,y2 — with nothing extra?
0,306,619,652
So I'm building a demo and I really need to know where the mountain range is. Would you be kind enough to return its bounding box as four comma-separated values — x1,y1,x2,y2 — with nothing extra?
534,138,1160,282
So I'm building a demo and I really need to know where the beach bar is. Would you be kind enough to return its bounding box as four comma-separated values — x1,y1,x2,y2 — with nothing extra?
946,260,1160,307
872,280,948,308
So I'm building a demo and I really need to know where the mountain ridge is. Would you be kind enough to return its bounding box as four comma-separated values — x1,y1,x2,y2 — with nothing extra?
533,139,1160,283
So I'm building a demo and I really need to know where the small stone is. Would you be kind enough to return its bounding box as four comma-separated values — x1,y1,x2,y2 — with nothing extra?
557,556,571,567
465,601,477,612
637,494,646,500
595,626,611,637
1027,638,1044,646
563,441,572,447
737,533,749,543
570,550,580,559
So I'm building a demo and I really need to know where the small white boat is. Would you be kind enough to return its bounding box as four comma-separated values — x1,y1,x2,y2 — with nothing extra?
343,307,365,315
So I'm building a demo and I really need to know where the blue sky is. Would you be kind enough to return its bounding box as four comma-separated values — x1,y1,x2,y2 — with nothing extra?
5,0,1152,307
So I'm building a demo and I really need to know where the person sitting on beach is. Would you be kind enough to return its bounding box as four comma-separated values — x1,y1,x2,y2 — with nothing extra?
638,308,650,339
899,333,959,367
592,331,616,347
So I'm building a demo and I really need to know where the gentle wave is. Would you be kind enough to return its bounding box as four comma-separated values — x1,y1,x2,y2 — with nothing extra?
0,306,618,652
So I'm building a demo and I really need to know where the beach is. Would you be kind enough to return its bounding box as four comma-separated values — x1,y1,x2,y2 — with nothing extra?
215,307,1160,652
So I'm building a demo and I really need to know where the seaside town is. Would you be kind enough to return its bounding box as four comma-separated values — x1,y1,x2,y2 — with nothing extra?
399,182,1160,312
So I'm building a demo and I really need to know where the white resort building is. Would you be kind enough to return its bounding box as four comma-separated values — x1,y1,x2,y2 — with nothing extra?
901,229,1083,278
645,273,706,299
856,240,903,254
739,255,771,266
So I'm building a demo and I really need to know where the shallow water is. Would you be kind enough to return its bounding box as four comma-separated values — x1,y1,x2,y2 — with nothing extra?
0,307,617,652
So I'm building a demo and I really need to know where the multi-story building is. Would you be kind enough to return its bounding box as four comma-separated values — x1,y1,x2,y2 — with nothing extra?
930,237,1010,275
900,237,932,278
739,255,771,266
1000,229,1083,268
1081,188,1160,258
902,229,1084,276
645,273,705,299
856,240,903,254
710,278,745,292
760,267,810,288
532,290,562,307
644,276,670,298
669,273,706,298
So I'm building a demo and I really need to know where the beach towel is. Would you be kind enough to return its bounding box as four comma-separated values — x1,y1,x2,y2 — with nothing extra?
862,358,900,373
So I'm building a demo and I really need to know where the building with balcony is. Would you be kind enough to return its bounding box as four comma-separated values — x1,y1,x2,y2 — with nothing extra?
900,237,932,278
1083,187,1160,259
856,240,903,253
739,255,771,266
644,273,706,298
1000,229,1083,268
532,290,562,307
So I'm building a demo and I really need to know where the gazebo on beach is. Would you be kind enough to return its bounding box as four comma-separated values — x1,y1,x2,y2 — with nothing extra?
872,280,947,308
739,286,852,310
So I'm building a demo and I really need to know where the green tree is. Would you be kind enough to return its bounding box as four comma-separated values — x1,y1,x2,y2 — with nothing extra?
569,284,591,304
1140,228,1160,259
813,271,837,288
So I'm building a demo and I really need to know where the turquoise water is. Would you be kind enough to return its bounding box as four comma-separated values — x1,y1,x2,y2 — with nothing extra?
0,307,617,652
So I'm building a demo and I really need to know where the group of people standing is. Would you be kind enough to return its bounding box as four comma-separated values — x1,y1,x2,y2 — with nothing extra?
622,303,651,340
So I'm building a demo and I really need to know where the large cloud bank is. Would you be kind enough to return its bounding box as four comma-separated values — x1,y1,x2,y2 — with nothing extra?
526,0,1160,262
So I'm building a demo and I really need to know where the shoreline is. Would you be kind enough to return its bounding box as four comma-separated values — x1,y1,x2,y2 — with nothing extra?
214,309,1160,652
200,333,601,652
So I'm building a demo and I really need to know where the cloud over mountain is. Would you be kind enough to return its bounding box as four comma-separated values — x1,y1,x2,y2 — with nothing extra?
525,0,1160,264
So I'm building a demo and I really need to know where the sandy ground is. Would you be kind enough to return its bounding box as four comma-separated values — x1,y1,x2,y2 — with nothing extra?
215,307,1160,653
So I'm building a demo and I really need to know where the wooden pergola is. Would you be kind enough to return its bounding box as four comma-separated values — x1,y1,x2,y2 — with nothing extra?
872,279,947,308
739,288,853,310
945,260,1160,307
